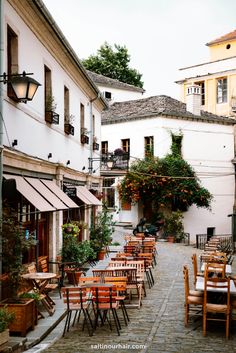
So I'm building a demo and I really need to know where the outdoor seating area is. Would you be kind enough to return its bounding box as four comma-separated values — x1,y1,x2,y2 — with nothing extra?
60,232,158,337
184,243,236,339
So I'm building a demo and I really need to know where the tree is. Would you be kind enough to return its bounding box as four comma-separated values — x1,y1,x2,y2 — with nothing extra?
82,42,144,88
118,133,212,215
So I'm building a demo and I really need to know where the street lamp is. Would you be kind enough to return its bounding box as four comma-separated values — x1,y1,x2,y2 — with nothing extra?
0,71,41,103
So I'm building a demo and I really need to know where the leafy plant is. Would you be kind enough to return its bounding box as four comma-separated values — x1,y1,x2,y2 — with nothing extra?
0,306,15,333
45,94,57,111
163,211,185,240
1,206,37,298
82,42,143,88
118,133,212,212
90,205,115,253
61,224,95,264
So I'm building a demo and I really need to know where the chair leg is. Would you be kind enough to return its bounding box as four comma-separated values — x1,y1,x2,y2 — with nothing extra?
111,309,120,336
62,310,70,337
203,311,206,336
184,304,189,327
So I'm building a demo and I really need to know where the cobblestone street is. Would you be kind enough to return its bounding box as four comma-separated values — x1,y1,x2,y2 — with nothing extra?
42,242,236,353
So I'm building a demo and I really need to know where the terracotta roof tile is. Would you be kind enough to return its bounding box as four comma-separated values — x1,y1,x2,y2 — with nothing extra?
102,95,236,125
206,29,236,46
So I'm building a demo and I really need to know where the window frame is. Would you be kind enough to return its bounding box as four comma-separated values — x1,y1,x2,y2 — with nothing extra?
217,77,227,104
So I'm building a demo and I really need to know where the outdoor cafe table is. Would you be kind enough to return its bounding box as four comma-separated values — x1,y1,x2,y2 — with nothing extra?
201,263,232,274
195,277,236,294
22,272,57,315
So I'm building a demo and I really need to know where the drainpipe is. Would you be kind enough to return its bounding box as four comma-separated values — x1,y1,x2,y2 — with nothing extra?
0,0,3,300
89,93,100,176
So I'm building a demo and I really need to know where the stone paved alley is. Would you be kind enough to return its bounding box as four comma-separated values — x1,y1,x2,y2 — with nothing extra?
42,242,236,353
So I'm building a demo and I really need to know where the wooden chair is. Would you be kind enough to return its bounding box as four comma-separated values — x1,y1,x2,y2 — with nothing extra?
183,265,203,327
27,262,60,299
125,260,146,297
91,285,121,335
204,262,226,279
38,256,61,297
61,287,93,337
203,266,230,338
79,277,101,284
191,253,204,286
104,276,129,325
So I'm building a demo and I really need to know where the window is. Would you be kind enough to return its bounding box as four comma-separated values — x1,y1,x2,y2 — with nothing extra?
103,178,115,208
44,66,52,110
101,141,108,154
217,78,227,103
122,139,130,155
7,25,18,100
144,136,154,157
80,103,85,131
195,81,205,105
64,86,69,122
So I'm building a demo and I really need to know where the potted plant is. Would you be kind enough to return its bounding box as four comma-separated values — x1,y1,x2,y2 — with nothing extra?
64,114,75,135
61,223,95,284
81,127,89,144
45,94,59,124
90,205,115,260
0,206,37,336
0,306,15,346
163,211,185,243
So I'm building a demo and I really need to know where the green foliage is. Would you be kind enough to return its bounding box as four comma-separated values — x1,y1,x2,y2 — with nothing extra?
61,235,95,264
1,206,37,298
118,134,212,212
163,211,185,240
0,306,15,333
90,205,115,253
82,42,143,88
19,292,41,304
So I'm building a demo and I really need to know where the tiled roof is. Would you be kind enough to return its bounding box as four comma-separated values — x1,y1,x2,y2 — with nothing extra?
206,29,236,46
87,70,145,93
102,95,236,125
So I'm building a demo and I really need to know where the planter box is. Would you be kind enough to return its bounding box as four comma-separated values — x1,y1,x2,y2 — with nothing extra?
64,123,74,135
45,110,59,124
81,134,89,144
93,142,99,150
0,298,35,337
0,329,9,347
97,250,106,261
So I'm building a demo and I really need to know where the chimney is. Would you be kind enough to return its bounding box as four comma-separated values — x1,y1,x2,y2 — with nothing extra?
186,84,201,116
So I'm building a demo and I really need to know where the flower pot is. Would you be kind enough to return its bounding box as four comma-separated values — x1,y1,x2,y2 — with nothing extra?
167,236,175,243
65,270,83,285
0,329,9,347
97,250,106,261
0,298,35,337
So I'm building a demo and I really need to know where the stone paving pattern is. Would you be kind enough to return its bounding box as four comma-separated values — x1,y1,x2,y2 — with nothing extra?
42,241,236,353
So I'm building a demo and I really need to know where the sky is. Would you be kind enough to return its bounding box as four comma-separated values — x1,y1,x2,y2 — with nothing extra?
43,0,236,99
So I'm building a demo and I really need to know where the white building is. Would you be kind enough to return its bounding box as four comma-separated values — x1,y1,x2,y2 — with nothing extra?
2,0,106,264
87,70,145,104
101,92,235,243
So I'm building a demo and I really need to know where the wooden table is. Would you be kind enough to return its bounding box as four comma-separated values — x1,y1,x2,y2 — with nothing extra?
22,272,57,316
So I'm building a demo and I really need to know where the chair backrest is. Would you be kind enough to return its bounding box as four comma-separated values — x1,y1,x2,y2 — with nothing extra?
126,260,145,277
61,286,88,310
124,245,140,255
183,265,190,301
203,275,230,309
204,262,226,278
104,276,127,293
38,256,49,273
79,276,101,284
116,252,132,258
92,269,114,282
108,260,127,268
191,253,198,285
208,252,227,264
92,286,117,309
27,263,37,273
